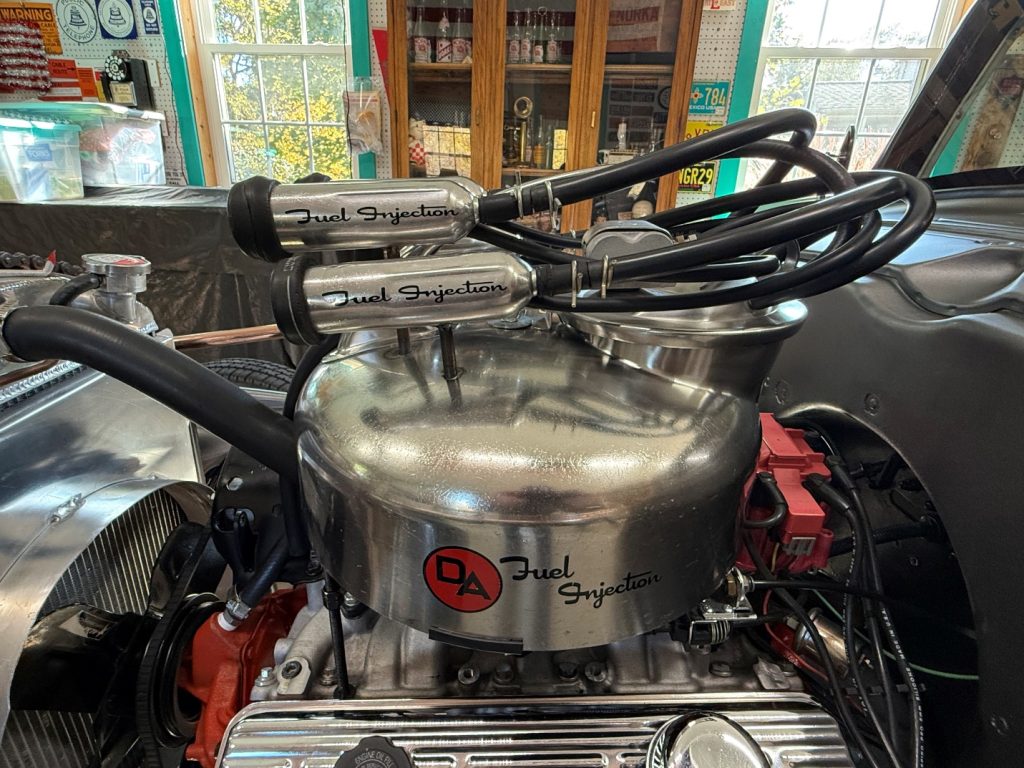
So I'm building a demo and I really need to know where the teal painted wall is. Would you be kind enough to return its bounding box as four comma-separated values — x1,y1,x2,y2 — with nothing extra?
159,0,206,184
715,0,769,197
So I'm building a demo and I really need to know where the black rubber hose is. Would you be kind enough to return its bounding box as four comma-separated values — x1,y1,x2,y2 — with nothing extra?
238,537,288,607
477,109,818,221
49,273,102,306
532,177,898,307
278,335,339,560
2,306,298,482
531,140,881,293
743,472,789,529
648,176,828,230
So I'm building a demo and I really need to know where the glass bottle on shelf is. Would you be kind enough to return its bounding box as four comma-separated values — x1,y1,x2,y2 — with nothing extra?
508,10,521,64
452,6,470,63
412,2,432,63
521,8,533,66
436,1,453,63
546,12,559,63
533,9,546,63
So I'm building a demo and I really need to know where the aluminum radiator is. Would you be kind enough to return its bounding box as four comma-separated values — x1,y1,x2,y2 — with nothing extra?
0,490,186,768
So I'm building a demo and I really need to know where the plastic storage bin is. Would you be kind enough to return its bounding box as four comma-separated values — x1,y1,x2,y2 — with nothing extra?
0,102,165,186
0,117,83,202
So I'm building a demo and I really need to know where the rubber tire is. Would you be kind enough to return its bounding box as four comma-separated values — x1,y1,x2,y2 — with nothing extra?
205,357,294,392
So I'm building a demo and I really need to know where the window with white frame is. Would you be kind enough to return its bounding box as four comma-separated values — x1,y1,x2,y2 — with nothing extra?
744,0,961,187
192,0,353,184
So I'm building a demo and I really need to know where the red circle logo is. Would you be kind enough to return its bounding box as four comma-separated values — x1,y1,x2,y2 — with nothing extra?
423,547,502,613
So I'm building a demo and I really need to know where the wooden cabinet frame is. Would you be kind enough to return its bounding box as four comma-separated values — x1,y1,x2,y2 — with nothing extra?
387,0,704,229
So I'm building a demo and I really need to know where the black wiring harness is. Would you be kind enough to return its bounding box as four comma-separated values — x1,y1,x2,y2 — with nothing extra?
744,448,932,768
468,108,934,313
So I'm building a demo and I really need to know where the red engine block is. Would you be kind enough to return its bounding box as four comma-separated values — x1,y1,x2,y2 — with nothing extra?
179,587,307,767
737,414,833,573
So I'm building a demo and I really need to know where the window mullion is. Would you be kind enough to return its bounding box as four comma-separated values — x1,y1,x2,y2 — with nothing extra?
815,0,830,47
255,56,272,176
302,57,315,175
853,59,876,141
869,0,887,47
298,0,308,44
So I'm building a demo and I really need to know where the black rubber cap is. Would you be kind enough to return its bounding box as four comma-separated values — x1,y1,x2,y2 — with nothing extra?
227,175,289,263
335,737,412,768
271,254,326,346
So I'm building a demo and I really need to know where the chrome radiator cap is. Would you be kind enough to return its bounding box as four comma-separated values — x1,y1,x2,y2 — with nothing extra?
297,320,765,651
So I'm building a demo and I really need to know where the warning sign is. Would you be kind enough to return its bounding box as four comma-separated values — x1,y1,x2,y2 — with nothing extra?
0,2,61,53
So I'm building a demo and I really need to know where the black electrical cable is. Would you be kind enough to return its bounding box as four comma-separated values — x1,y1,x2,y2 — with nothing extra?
829,460,924,768
477,108,818,221
472,222,577,265
49,273,102,306
492,220,582,249
830,521,938,556
742,472,789,529
2,306,298,482
744,531,882,768
808,476,902,768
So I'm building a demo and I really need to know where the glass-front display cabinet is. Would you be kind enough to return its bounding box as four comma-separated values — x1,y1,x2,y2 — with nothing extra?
387,0,703,231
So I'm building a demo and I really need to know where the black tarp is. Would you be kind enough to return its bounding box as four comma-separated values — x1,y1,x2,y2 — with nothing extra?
0,186,287,363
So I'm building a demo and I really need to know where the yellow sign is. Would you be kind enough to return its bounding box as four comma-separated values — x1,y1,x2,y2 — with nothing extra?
0,2,62,54
682,120,721,142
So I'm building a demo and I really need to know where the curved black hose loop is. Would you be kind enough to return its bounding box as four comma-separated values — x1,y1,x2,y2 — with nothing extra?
2,306,298,481
238,537,289,607
531,176,901,310
742,472,789,529
478,109,818,222
49,273,103,306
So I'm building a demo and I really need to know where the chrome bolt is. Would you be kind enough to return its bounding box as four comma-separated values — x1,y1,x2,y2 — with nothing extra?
225,476,243,491
343,592,360,610
584,661,608,683
457,664,480,686
864,392,881,415
254,666,275,686
710,661,733,678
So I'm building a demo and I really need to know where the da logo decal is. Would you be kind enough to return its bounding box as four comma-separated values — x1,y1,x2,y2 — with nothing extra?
423,547,502,612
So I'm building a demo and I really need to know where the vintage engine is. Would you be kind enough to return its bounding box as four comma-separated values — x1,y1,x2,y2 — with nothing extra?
192,247,850,767
298,302,805,652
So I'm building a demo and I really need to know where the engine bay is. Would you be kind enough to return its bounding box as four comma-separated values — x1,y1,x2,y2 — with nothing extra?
0,109,985,768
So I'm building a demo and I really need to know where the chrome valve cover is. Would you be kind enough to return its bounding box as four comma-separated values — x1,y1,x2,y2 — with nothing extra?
297,304,804,652
216,694,853,768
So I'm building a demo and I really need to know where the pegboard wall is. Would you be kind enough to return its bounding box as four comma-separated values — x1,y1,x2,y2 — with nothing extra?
368,0,392,178
0,0,187,183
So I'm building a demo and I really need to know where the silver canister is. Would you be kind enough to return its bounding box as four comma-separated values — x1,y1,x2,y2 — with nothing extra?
302,253,536,333
270,177,485,251
296,321,770,652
